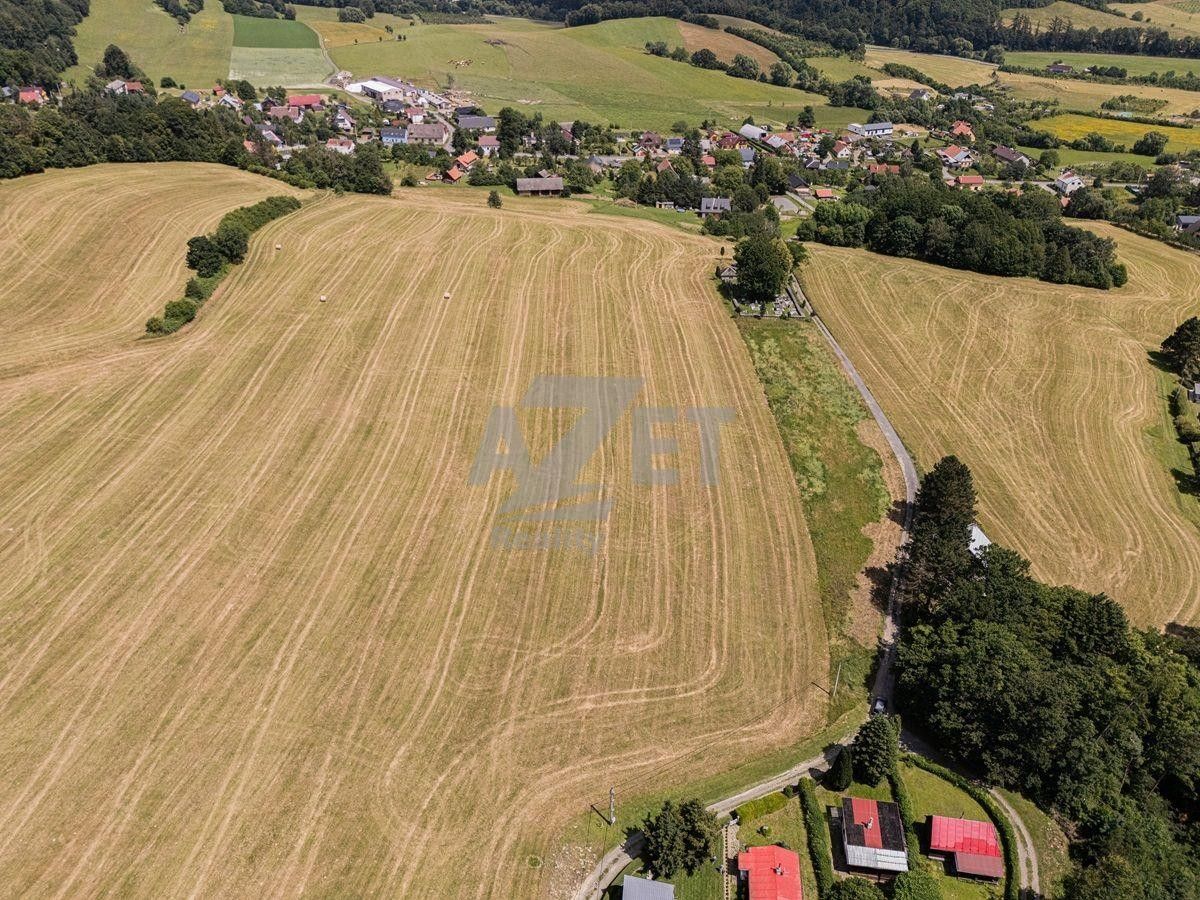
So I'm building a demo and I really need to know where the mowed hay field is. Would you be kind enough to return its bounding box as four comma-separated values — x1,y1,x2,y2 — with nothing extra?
1035,112,1200,151
805,227,1200,625
999,70,1200,116
862,46,998,86
0,165,828,897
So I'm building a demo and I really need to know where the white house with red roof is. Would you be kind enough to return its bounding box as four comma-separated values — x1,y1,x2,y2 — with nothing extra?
738,844,802,900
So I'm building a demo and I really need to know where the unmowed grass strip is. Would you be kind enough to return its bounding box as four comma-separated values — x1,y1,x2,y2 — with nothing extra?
146,195,302,335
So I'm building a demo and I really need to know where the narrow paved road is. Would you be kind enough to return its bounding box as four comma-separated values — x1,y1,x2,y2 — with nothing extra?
573,293,1040,899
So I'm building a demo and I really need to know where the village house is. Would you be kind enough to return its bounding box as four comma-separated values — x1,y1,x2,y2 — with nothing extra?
665,136,685,154
927,816,1003,880
738,146,757,167
699,197,732,216
457,114,495,132
620,875,674,900
325,137,355,155
219,93,244,111
849,121,893,139
105,80,145,96
1047,62,1074,74
180,90,202,107
334,108,356,133
478,135,501,156
287,94,325,111
830,140,852,160
1055,170,1086,195
406,121,452,149
454,150,479,170
954,174,985,191
737,845,801,900
444,165,464,183
868,162,901,176
17,86,49,106
1176,214,1200,234
269,106,303,125
909,88,933,101
515,176,564,196
380,126,407,146
951,120,975,141
638,131,663,151
838,797,909,874
813,188,836,201
354,76,410,104
993,145,1031,168
936,144,974,169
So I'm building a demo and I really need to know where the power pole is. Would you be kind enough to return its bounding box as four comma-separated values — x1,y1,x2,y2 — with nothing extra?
831,660,842,699
609,786,616,825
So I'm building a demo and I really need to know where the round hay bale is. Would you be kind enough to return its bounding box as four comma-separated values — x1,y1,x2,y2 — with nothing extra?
319,294,327,302
443,291,451,300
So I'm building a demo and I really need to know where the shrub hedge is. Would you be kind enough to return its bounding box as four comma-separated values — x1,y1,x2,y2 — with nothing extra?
798,777,835,898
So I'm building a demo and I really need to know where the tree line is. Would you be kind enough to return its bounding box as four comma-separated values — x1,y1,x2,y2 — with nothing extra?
896,456,1200,899
796,175,1128,289
0,0,89,88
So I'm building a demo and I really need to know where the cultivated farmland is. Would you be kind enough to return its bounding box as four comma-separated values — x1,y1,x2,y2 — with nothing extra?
0,165,829,897
998,70,1200,116
1035,112,1200,151
805,227,1200,625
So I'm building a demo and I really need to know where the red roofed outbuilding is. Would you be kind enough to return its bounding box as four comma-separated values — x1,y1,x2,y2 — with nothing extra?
287,94,324,110
738,845,802,900
928,816,1003,880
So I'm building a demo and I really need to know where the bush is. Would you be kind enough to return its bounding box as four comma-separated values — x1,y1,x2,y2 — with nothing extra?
851,715,899,786
893,868,942,900
1175,412,1200,443
887,763,923,870
338,6,365,21
185,235,224,278
735,791,788,824
212,220,250,264
826,745,852,791
798,778,834,896
145,316,165,334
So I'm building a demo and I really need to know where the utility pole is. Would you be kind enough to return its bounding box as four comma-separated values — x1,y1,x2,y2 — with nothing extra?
609,786,616,825
831,660,842,699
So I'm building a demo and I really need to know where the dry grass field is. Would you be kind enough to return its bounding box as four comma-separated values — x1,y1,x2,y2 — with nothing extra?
998,69,1200,116
862,46,998,86
0,165,828,897
805,226,1200,625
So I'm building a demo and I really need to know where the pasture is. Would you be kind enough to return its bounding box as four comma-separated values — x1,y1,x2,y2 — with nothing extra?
311,15,836,129
1001,2,1148,32
1034,112,1200,151
1104,0,1200,39
862,46,998,86
231,14,321,49
805,226,1200,625
0,165,830,897
65,0,233,88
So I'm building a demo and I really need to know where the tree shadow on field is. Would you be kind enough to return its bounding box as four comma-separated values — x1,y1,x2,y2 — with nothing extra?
865,563,894,616
1171,468,1200,498
1147,348,1176,375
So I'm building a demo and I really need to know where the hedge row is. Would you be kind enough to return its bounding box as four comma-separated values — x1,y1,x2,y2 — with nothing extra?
887,764,926,873
904,755,1020,900
146,196,302,336
735,791,789,824
797,777,835,898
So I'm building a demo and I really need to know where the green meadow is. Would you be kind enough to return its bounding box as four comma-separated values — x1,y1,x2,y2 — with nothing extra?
307,15,843,129
231,14,321,49
1005,49,1200,76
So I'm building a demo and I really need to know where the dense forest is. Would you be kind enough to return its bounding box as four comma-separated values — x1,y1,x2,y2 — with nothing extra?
0,0,89,87
897,457,1200,899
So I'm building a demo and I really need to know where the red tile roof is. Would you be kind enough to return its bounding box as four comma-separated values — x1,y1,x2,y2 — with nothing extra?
738,845,802,900
956,174,985,185
850,798,884,849
929,816,1000,857
288,94,323,108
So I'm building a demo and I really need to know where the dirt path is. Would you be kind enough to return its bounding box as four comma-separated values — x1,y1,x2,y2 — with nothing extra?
990,789,1042,899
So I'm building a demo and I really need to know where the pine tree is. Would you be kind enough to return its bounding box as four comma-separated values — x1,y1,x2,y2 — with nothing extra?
826,745,853,791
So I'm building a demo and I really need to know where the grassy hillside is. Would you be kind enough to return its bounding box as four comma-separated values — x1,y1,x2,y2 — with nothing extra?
66,0,233,88
231,14,320,49
303,14,836,129
1005,49,1200,76
806,226,1200,625
863,46,998,86
0,165,830,898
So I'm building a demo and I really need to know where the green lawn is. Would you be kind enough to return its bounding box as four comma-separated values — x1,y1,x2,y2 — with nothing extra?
66,0,233,89
228,48,332,86
900,762,989,821
231,14,321,48
1016,144,1155,170
316,15,841,129
739,797,820,900
1005,49,1200,77
609,859,723,900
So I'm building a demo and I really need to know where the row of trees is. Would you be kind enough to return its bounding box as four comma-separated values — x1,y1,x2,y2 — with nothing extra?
796,175,1128,289
148,195,303,334
0,0,88,87
896,456,1200,898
